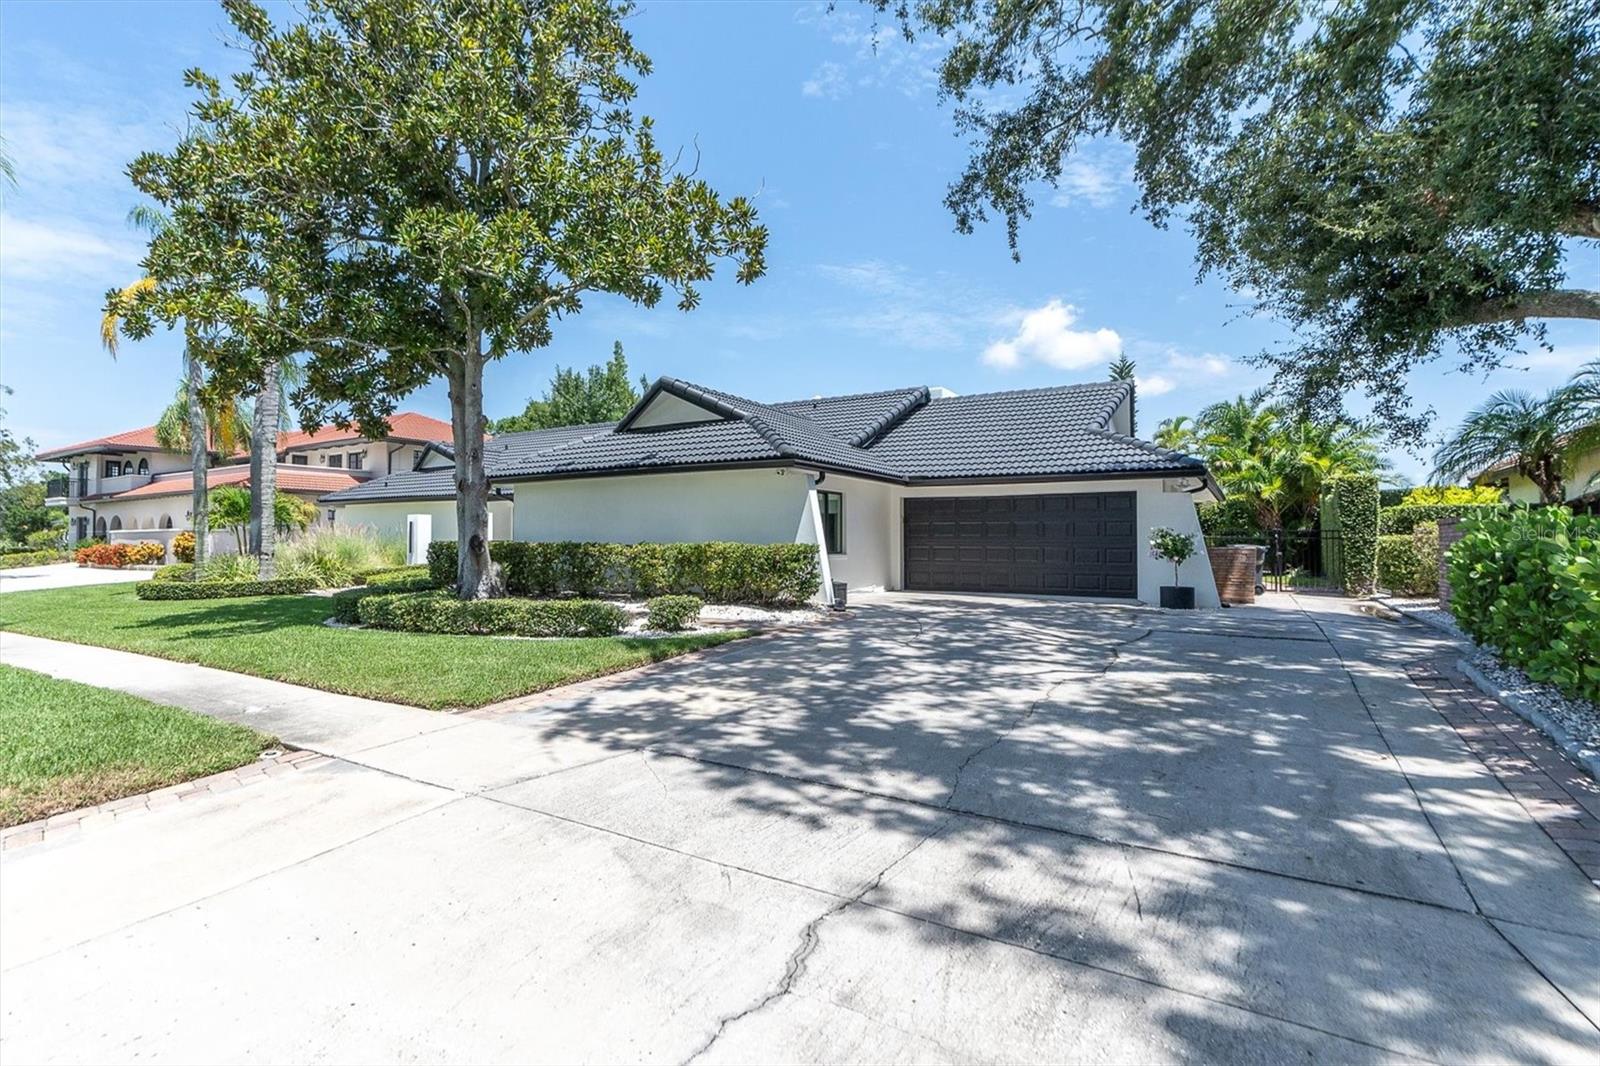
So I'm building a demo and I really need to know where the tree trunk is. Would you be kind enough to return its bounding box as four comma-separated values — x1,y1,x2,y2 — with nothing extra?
1453,289,1600,326
250,358,282,578
448,343,503,599
184,342,209,570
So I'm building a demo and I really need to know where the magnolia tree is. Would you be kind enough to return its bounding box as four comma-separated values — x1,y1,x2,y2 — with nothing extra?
118,0,766,598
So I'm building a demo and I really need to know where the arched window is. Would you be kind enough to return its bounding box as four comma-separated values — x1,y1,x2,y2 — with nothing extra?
141,518,155,530
160,514,174,529
137,459,150,475
109,516,123,531
94,517,107,538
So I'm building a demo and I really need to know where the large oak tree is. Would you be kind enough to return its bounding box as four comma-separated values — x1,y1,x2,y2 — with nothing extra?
880,0,1599,441
121,0,766,596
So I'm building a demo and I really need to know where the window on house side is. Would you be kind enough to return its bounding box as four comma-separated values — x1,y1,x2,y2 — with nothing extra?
104,460,121,477
290,454,308,465
326,454,344,468
348,451,365,470
819,490,845,555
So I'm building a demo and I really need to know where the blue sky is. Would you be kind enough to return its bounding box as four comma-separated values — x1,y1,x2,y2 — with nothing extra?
2,0,1596,483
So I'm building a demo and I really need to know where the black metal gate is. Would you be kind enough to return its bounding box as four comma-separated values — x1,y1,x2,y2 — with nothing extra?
1206,529,1346,593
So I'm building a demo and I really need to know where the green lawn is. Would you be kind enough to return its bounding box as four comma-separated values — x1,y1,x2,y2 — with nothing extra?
0,584,746,710
0,664,273,828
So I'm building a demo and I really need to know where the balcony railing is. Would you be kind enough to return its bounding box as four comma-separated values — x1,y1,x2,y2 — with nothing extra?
44,477,69,503
54,473,155,502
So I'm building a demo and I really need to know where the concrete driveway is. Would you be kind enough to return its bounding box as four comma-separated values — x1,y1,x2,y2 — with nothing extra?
2,593,1597,1063
0,562,148,592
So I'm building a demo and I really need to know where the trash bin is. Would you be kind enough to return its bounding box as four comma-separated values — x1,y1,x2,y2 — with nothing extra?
831,580,848,610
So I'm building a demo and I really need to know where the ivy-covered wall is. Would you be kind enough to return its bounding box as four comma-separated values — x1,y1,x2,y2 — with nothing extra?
1325,475,1379,596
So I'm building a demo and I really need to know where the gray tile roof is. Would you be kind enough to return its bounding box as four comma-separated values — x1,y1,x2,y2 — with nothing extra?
321,376,1206,503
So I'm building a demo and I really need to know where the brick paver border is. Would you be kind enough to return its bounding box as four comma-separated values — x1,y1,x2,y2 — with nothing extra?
0,750,330,853
1407,659,1600,887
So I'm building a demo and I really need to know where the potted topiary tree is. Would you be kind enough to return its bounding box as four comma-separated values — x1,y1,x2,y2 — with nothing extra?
1150,526,1200,609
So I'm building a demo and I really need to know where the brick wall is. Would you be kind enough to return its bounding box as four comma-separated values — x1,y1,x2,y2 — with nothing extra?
1209,544,1258,605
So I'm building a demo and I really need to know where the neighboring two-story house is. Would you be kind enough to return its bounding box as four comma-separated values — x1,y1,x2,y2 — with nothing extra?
40,412,452,556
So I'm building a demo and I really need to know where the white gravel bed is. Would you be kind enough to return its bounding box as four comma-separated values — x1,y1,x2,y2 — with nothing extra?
1464,649,1600,770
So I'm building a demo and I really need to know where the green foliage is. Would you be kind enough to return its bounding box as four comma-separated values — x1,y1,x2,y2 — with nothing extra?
493,342,648,434
0,549,69,570
152,563,196,582
1155,392,1385,530
359,565,433,587
0,393,38,492
1431,383,1600,505
1326,475,1380,596
118,0,768,599
0,481,61,544
330,577,441,623
1449,507,1600,702
882,0,1600,444
198,553,260,582
275,527,406,588
1147,526,1198,585
23,527,65,550
135,577,318,600
427,541,822,605
1377,528,1440,597
1379,503,1502,534
356,591,627,638
646,595,703,632
209,485,312,549
1197,498,1264,539
1402,485,1505,506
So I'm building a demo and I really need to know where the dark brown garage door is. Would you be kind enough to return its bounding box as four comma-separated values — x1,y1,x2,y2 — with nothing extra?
903,493,1138,597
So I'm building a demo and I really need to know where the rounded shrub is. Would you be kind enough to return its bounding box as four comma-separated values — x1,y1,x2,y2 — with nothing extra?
646,594,703,632
356,590,627,638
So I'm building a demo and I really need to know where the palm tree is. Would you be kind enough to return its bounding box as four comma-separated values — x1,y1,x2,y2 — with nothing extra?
1432,389,1579,505
1154,415,1195,452
248,352,302,577
104,284,219,569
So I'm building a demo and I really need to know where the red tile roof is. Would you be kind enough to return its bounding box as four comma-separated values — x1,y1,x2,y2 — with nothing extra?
36,426,169,461
277,411,453,451
112,465,360,500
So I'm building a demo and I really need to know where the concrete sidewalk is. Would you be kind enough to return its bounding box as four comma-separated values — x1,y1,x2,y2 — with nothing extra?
0,631,456,756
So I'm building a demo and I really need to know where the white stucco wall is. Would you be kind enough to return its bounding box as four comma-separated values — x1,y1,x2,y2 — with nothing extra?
328,498,515,544
504,469,815,545
819,474,895,591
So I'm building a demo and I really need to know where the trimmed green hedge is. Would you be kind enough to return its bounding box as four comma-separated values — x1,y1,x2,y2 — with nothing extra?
426,540,821,605
1378,503,1500,534
136,577,318,600
358,565,433,587
1377,531,1439,597
647,594,704,632
356,590,627,637
1449,506,1600,702
330,577,439,623
151,563,196,582
1324,475,1379,596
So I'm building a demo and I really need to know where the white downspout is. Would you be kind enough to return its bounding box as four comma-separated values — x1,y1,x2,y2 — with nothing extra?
804,474,836,606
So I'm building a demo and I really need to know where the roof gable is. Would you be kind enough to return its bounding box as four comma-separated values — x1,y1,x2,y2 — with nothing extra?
615,381,733,431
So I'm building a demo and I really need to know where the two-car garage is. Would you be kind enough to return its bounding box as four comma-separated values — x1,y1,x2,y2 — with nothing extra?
901,491,1139,598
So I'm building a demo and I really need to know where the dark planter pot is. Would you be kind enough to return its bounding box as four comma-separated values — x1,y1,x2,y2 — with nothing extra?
1160,585,1196,610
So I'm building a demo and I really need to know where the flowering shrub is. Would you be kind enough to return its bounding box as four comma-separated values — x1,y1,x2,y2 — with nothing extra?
75,543,128,567
123,541,166,565
172,530,197,563
75,541,166,567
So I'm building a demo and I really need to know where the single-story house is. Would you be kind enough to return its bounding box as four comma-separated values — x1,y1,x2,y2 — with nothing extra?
322,378,1223,607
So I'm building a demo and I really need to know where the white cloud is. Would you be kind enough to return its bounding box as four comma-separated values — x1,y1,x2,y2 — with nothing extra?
815,259,1012,351
1164,350,1232,377
794,7,941,100
1047,142,1135,210
0,214,144,282
981,300,1123,371
801,61,848,100
1135,373,1176,396
1508,345,1598,373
